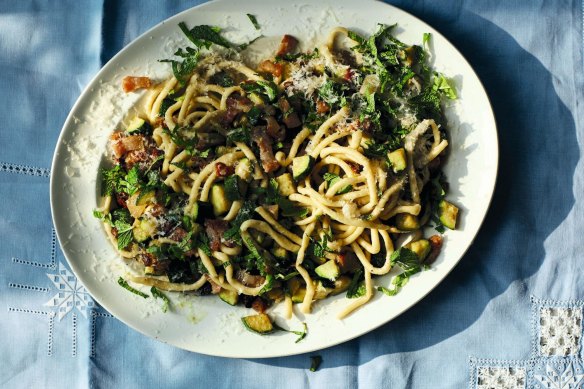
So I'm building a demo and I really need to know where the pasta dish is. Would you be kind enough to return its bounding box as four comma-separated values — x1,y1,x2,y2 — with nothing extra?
95,21,459,332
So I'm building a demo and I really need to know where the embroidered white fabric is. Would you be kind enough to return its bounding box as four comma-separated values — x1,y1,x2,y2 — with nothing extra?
539,307,582,356
477,367,526,389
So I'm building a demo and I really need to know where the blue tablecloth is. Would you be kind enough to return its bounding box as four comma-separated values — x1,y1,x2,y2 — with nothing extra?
1,1,583,387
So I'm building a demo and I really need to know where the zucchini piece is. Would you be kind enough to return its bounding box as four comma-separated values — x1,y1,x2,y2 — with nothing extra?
224,175,245,201
388,148,407,173
241,313,274,334
218,289,239,306
126,117,151,134
292,155,314,181
313,281,331,300
210,184,232,216
272,245,288,261
136,190,156,206
265,287,285,303
275,173,296,196
405,239,431,261
235,158,253,182
287,277,306,303
291,287,306,303
330,275,351,296
395,213,420,231
215,146,235,156
439,200,459,229
133,218,156,242
315,259,340,281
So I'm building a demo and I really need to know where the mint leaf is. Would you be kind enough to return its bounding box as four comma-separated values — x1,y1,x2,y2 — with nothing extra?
118,277,149,298
151,286,171,312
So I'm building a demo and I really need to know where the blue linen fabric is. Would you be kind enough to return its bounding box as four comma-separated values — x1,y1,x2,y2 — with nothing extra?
0,1,583,388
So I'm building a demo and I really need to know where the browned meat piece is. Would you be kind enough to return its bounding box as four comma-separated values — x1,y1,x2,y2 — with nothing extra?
235,269,266,288
316,100,330,114
251,126,280,173
278,97,301,128
122,76,152,93
204,275,222,294
204,219,229,252
258,60,283,77
336,251,361,273
215,162,235,178
425,235,443,265
276,35,299,57
251,298,267,313
222,95,253,126
265,116,285,141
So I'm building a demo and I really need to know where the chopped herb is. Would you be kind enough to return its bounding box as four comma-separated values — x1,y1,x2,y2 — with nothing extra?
310,355,323,372
119,166,141,196
423,32,431,46
161,47,201,85
151,286,171,312
323,172,352,194
238,35,263,51
378,247,423,296
179,22,232,49
275,271,299,281
100,165,124,196
118,277,149,298
246,14,260,30
195,232,213,256
226,126,251,144
310,234,333,259
432,72,457,100
241,80,279,102
259,274,274,294
293,322,308,343
111,209,134,250
346,269,366,298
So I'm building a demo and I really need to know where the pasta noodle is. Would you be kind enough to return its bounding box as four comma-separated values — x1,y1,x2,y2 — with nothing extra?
97,22,459,324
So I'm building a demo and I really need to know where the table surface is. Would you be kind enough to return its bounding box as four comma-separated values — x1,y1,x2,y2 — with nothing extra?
1,1,583,388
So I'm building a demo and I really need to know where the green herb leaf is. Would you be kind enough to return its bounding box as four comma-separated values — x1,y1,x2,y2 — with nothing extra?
246,14,260,30
432,72,457,100
310,355,323,372
226,126,251,144
118,277,149,298
346,269,366,298
259,274,274,294
423,32,431,46
179,22,232,49
151,286,171,312
100,165,125,196
241,80,279,102
292,322,308,343
160,47,201,86
323,172,352,195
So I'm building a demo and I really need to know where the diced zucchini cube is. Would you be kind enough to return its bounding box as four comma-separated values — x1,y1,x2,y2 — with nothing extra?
275,173,296,196
292,155,314,181
388,148,407,173
210,184,232,216
315,259,340,281
241,313,274,334
439,200,459,229
405,239,431,261
395,213,420,231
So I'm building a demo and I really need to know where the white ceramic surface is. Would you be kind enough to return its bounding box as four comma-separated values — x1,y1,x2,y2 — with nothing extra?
50,0,498,358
